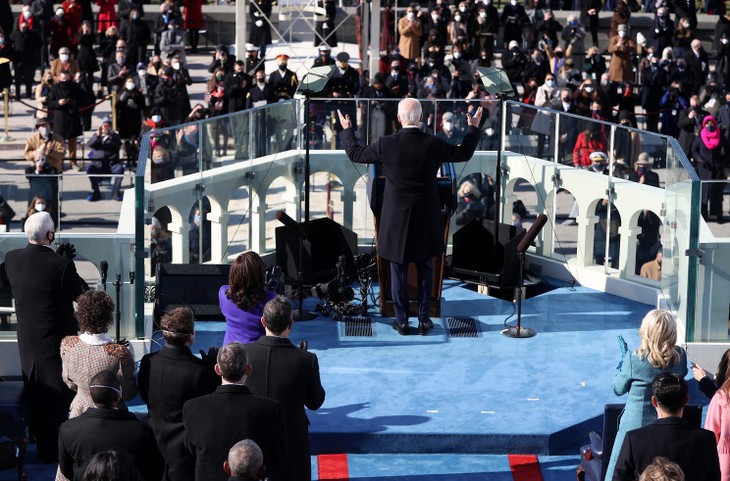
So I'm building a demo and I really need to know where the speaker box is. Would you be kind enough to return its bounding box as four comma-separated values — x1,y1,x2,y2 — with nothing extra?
450,219,526,289
155,264,231,323
275,217,358,284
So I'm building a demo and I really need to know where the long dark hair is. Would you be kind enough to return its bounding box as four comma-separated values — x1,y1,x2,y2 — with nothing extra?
226,251,266,310
717,348,730,395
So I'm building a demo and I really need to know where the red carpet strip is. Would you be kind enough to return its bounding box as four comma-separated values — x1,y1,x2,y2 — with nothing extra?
509,454,544,481
318,454,349,480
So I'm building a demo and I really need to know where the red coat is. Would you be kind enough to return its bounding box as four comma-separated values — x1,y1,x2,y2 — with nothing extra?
573,132,607,167
96,0,118,32
61,1,83,35
184,0,205,30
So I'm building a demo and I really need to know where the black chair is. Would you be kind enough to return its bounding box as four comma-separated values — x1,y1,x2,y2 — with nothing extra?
579,403,702,481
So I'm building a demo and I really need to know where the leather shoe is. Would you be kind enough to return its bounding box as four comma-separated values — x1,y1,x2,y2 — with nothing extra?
392,321,409,335
418,318,434,336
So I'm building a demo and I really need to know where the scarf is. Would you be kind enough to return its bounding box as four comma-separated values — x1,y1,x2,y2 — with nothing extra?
701,115,721,150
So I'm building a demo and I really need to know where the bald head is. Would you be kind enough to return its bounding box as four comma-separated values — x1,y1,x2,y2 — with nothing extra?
227,440,263,478
397,98,422,126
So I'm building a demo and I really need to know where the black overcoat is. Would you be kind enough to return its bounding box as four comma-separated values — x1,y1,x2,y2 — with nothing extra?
48,80,84,140
340,125,480,264
0,243,87,460
182,384,288,481
138,344,219,481
244,336,325,481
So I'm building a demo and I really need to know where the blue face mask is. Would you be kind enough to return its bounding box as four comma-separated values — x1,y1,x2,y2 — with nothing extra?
184,132,199,146
194,214,201,224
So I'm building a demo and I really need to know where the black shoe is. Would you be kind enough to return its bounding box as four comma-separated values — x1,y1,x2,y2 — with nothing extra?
392,321,409,335
418,318,434,336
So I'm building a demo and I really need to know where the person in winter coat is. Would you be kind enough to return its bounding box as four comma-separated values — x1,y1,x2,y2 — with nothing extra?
11,19,41,99
183,0,204,53
47,70,84,169
96,0,118,32
692,115,730,222
608,24,635,83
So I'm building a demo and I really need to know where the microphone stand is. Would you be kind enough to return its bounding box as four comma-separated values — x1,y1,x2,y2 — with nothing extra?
293,231,316,321
502,251,536,338
114,273,122,342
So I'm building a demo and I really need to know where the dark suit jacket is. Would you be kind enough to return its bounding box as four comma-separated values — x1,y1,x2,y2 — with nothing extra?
245,336,326,481
683,49,709,96
138,344,219,481
58,407,163,481
612,417,720,481
0,243,87,460
341,124,480,263
182,384,288,481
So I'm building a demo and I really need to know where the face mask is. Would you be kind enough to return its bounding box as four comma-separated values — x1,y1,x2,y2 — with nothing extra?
479,11,487,18
407,12,414,20
152,115,162,123
116,57,124,64
56,11,64,18
459,6,466,12
569,20,577,26
138,69,147,77
546,79,555,87
392,66,400,72
257,78,265,85
193,214,201,224
510,0,517,5
555,51,564,58
637,166,647,174
443,121,453,131
60,54,69,62
131,14,138,20
723,38,729,45
39,126,48,137
618,31,626,38
592,163,604,171
454,15,462,22
278,63,287,70
431,14,439,21
453,52,461,59
23,11,31,19
683,21,690,28
125,82,135,90
153,155,167,164
585,86,594,93
707,124,717,132
35,203,46,212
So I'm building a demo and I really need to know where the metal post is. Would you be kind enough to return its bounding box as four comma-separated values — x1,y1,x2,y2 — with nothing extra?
1,89,14,142
111,90,117,133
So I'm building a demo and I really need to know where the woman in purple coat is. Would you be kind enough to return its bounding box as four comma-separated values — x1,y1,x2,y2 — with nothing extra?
219,251,276,344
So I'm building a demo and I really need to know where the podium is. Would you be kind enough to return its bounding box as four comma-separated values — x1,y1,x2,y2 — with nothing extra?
368,163,457,318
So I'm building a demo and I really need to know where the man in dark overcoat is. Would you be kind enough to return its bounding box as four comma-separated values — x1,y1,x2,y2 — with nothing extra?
137,307,219,481
182,342,288,481
338,99,482,335
0,212,88,462
244,296,325,481
58,370,163,480
47,70,84,167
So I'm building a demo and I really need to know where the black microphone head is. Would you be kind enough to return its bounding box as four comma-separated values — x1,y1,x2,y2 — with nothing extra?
275,210,286,221
100,260,109,271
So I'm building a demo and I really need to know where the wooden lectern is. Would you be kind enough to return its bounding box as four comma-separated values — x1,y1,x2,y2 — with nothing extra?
368,163,457,318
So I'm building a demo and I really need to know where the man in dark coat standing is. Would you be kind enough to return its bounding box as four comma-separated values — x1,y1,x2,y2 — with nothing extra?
58,370,164,481
0,211,87,462
338,99,482,335
245,296,325,481
138,307,219,481
48,70,84,168
183,342,288,481
612,372,720,481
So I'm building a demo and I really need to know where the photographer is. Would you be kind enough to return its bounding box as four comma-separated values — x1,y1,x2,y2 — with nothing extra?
561,15,586,70
23,119,65,225
503,41,529,88
454,178,493,226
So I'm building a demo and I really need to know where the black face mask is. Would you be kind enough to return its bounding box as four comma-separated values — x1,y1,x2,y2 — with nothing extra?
707,125,717,132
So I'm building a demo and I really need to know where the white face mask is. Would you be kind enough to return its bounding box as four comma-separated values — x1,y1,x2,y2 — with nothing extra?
479,11,487,17
682,21,690,28
454,15,462,22
172,63,180,70
59,53,69,62
138,69,147,77
35,203,46,211
510,0,517,6
723,38,729,45
459,6,466,12
431,14,439,21
39,126,48,137
23,10,31,19
125,82,135,90
618,30,626,38
453,52,461,59
407,12,415,20
152,115,162,123
443,121,453,131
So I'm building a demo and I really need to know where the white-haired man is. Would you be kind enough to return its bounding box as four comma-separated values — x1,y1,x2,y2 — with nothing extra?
338,99,482,335
0,212,88,462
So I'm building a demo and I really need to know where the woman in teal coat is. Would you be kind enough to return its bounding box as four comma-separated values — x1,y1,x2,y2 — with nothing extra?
604,309,688,481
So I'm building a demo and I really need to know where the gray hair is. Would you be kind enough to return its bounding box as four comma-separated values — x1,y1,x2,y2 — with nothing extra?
262,295,293,334
25,212,54,243
216,342,249,382
397,98,422,126
228,440,263,477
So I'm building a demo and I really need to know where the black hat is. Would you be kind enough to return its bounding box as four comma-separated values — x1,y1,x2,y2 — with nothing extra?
336,52,350,63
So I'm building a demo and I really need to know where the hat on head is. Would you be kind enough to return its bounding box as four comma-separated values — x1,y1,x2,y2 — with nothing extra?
275,54,289,61
442,112,455,121
617,24,628,33
336,52,350,62
618,109,631,122
319,45,331,52
636,153,651,165
508,40,519,50
245,43,257,52
590,151,608,163
35,118,48,128
136,62,146,69
101,117,112,126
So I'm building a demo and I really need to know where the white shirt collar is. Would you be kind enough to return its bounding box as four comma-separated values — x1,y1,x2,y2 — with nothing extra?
79,332,113,345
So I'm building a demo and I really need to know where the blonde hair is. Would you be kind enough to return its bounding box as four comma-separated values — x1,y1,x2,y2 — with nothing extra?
636,309,680,369
638,457,685,481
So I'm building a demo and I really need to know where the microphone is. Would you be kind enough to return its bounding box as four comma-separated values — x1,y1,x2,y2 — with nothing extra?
517,214,548,254
275,210,305,238
100,260,109,291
